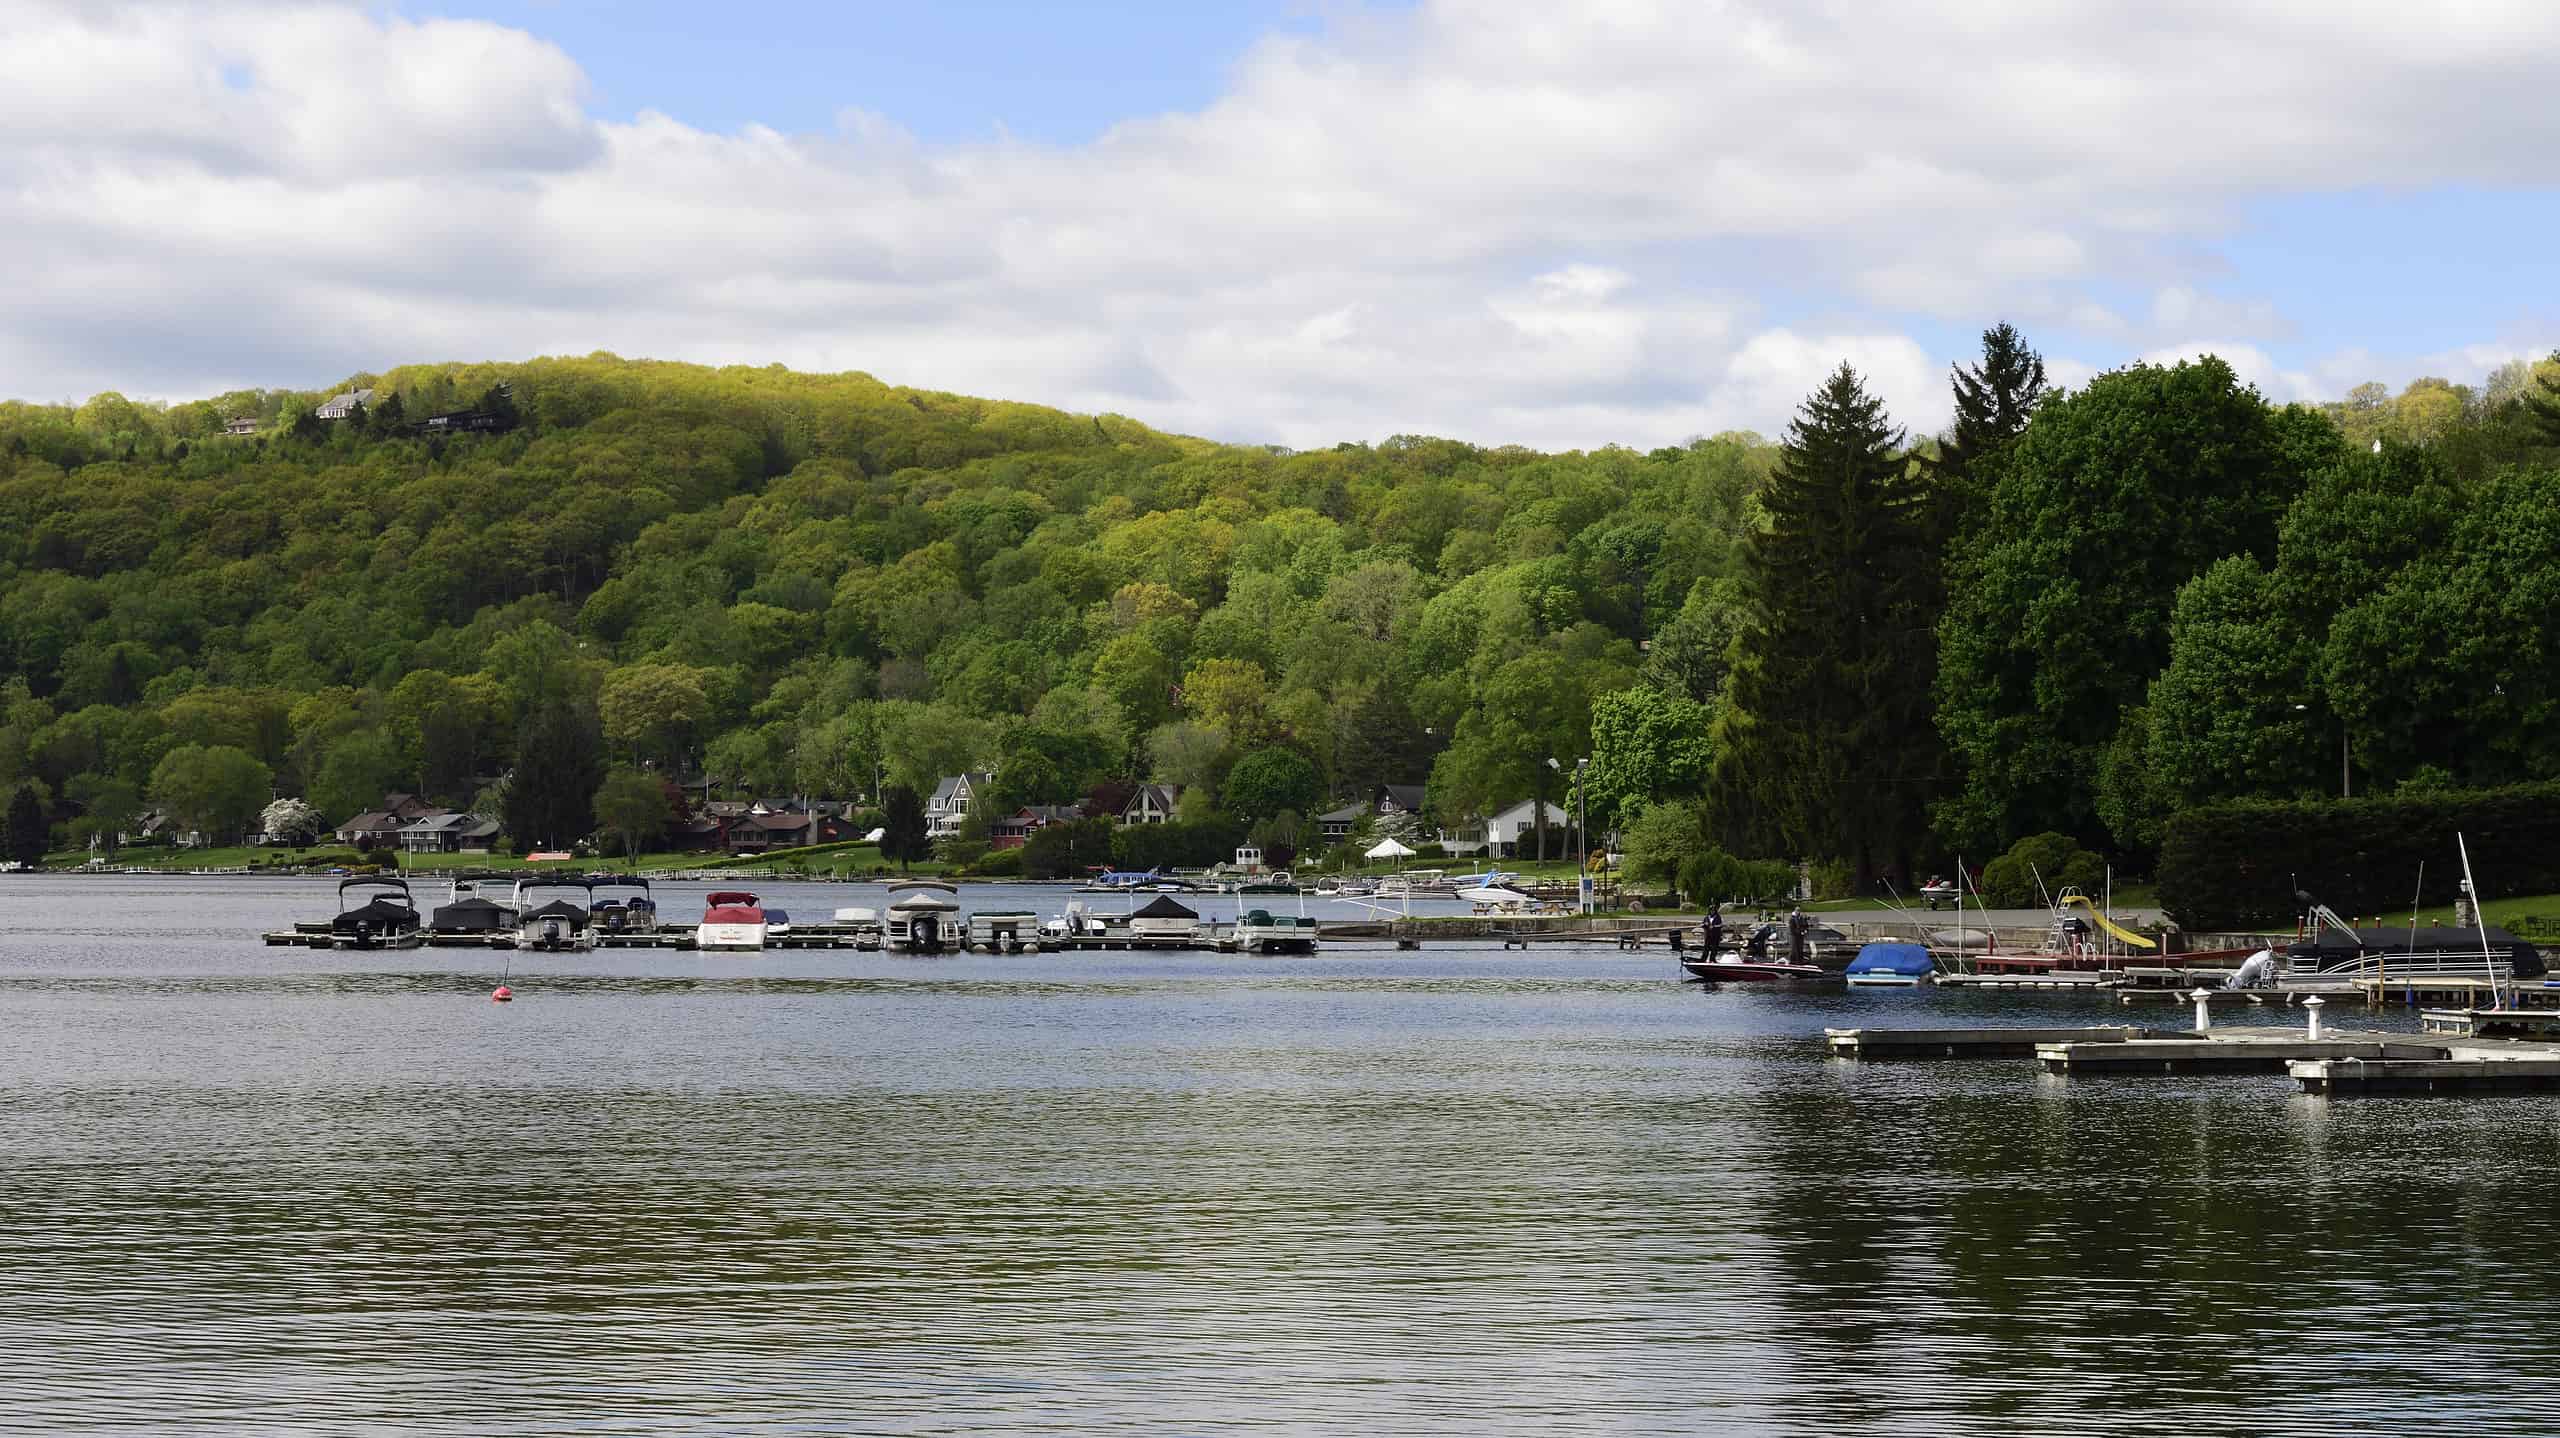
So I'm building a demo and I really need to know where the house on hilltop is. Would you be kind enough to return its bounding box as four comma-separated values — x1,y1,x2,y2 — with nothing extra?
313,388,376,421
928,773,992,838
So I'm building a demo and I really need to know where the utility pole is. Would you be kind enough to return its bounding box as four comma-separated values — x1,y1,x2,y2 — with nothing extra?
1575,757,1590,915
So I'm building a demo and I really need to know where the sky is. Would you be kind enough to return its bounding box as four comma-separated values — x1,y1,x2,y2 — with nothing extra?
5,0,2558,450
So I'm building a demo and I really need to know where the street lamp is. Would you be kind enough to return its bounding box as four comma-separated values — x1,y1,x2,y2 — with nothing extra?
1574,757,1590,914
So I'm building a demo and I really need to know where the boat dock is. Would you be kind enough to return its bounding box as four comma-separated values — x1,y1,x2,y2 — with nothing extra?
1826,1019,2560,1095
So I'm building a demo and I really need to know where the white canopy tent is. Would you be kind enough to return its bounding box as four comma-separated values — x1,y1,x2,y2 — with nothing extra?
1364,837,1415,863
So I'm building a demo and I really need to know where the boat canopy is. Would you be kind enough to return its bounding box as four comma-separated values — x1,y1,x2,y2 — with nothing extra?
335,896,418,926
1845,942,1935,978
2289,925,2542,976
890,889,961,913
1131,895,1198,920
704,891,761,907
430,896,510,931
520,899,589,923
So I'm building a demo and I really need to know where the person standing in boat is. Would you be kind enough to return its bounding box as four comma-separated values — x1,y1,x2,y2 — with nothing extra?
1787,907,1809,964
1702,905,1725,958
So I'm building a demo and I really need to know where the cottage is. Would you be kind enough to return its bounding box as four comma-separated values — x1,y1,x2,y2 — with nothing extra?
222,416,259,436
313,388,376,421
928,773,992,838
728,811,853,853
1439,799,1571,858
1119,784,1181,826
334,810,415,847
398,813,502,854
989,804,1081,850
1316,784,1429,840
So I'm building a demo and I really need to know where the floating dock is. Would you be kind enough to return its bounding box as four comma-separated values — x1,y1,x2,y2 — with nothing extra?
1826,1020,2560,1095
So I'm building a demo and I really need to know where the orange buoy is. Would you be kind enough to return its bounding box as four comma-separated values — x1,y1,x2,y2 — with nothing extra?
491,985,514,1002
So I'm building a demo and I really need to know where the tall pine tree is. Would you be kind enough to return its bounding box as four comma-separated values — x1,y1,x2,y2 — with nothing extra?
5,785,48,869
1712,364,1941,889
501,699,604,850
1925,322,2048,535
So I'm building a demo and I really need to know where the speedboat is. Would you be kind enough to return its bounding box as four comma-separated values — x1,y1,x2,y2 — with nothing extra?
1681,953,1830,982
885,880,963,954
512,878,594,952
698,891,768,952
1127,894,1202,943
329,878,425,949
1041,901,1109,941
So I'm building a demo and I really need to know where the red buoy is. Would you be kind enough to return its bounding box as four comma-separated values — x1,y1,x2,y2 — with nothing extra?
491,985,514,1002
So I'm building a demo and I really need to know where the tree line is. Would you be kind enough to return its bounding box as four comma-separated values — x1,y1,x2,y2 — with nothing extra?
3,345,2557,900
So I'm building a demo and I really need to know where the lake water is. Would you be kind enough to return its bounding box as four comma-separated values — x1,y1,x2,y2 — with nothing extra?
3,874,2556,1436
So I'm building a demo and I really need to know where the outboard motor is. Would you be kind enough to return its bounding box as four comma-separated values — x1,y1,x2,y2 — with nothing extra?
2224,948,2275,990
541,917,564,949
915,915,941,953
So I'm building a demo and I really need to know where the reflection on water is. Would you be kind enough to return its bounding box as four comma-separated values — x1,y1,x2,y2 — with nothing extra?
0,876,2555,1434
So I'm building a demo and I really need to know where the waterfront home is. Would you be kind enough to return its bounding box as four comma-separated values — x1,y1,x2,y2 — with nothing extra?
1316,784,1428,841
990,804,1081,850
1437,798,1571,857
1119,784,1181,825
397,813,501,854
728,810,854,853
928,773,993,838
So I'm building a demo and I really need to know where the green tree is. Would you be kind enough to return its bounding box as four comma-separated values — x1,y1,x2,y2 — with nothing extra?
68,776,141,856
1584,685,1715,830
502,699,604,851
309,729,408,824
593,767,672,860
1713,363,1940,888
1923,322,2048,534
1222,747,1322,823
879,783,930,871
599,664,713,767
148,744,272,844
1935,357,2345,850
4,785,46,867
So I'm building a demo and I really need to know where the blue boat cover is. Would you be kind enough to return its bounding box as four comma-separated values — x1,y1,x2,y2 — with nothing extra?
1845,942,1934,977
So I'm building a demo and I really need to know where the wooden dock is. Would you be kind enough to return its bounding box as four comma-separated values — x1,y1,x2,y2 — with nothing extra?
2292,1056,2560,1094
1826,1024,2157,1059
2036,1034,2442,1075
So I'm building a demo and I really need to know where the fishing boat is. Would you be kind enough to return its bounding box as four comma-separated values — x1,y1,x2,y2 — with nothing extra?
512,877,594,953
1232,907,1320,955
698,890,768,952
1844,941,1936,987
1680,952,1829,982
1039,900,1111,941
885,880,964,955
329,877,425,950
587,876,659,935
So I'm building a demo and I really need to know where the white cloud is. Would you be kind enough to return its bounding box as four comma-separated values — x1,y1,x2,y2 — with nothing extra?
6,0,2560,445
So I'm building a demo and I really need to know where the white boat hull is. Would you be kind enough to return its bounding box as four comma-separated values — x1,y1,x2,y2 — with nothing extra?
698,922,767,952
1845,973,1927,987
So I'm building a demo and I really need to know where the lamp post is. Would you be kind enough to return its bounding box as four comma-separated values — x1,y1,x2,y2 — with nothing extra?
1574,757,1591,915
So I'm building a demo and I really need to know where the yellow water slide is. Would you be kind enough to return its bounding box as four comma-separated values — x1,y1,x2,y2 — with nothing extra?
2059,893,2156,950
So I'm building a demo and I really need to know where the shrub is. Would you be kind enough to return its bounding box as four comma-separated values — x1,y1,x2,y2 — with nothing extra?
1679,848,1796,907
972,848,1023,877
1806,858,1855,901
2160,781,2560,930
1978,832,2102,908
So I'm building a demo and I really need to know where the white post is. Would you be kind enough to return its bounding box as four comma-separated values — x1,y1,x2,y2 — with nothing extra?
2304,995,2326,1041
2189,986,2214,1032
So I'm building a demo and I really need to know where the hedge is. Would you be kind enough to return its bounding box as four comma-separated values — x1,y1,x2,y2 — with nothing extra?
2158,782,2560,930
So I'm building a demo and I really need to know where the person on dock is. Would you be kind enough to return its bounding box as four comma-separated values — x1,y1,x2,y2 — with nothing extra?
1787,907,1809,964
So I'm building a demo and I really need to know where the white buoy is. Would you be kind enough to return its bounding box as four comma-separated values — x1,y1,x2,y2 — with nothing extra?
2304,995,2326,1040
2190,986,2214,1032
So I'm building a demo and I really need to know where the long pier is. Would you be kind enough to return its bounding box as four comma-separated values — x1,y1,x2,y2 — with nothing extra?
1826,1020,2560,1095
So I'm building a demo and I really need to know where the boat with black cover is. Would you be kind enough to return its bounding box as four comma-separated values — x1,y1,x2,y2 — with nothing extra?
330,878,425,950
429,879,515,938
512,877,595,953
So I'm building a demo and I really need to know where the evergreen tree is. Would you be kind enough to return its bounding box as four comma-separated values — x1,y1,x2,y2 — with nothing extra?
2525,350,2560,445
501,699,604,850
879,784,930,871
1711,364,1940,888
1925,322,2048,534
5,785,47,868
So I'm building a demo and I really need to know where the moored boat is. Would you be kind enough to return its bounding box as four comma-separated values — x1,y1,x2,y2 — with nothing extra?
1127,893,1201,943
885,880,963,955
1844,941,1936,987
1233,907,1320,955
429,880,514,938
330,878,425,949
1680,953,1829,982
587,876,659,935
512,878,594,952
698,890,768,952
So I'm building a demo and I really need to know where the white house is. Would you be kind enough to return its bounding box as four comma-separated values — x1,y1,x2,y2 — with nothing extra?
927,772,991,838
1440,798,1572,858
313,388,376,420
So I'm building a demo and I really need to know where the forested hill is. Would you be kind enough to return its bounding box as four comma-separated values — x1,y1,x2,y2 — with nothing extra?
0,354,1769,852
5,344,2560,892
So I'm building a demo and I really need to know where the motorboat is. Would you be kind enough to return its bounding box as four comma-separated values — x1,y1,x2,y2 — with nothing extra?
974,909,1038,953
429,879,515,938
885,880,963,955
329,878,425,949
1844,941,1936,987
1081,867,1189,894
1680,952,1829,982
1458,883,1536,914
512,877,594,953
698,890,768,952
587,876,659,935
765,908,793,938
1232,908,1320,955
1127,894,1202,943
1313,877,1374,900
1040,900,1110,941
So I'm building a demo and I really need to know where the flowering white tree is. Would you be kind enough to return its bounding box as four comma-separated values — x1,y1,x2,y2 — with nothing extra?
261,797,325,846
